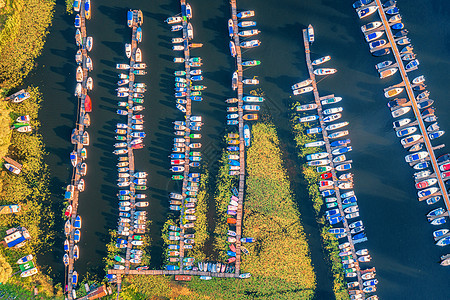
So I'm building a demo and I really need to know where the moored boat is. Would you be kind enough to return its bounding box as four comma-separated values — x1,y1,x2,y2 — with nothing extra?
313,68,337,76
312,55,331,66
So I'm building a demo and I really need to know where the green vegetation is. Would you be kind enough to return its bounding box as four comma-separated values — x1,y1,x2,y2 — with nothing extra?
0,253,12,283
0,0,55,91
0,87,60,297
112,122,317,299
291,107,349,300
65,0,74,14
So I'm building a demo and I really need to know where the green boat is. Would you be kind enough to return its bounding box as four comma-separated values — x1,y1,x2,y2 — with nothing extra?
115,136,126,141
192,85,206,91
191,91,202,96
12,122,30,128
242,60,261,66
135,185,147,190
189,151,201,156
132,98,144,103
172,175,184,180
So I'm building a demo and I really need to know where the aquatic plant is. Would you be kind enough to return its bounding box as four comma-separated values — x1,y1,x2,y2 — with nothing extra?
291,109,349,300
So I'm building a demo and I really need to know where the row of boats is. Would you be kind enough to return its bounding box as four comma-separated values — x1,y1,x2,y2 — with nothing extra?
354,0,450,262
296,25,377,299
64,0,94,291
165,3,203,272
112,9,148,273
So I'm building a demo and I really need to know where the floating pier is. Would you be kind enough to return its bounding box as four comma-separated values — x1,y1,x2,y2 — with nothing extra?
66,0,91,298
301,27,372,296
229,0,245,276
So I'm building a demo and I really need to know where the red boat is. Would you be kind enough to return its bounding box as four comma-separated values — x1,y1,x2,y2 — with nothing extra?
64,205,72,217
84,95,92,112
321,172,332,179
132,144,144,150
442,171,450,178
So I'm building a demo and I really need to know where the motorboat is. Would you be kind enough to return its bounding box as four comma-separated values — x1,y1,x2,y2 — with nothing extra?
379,67,398,79
400,134,422,146
396,126,417,137
361,21,382,33
358,6,378,19
305,141,325,147
321,97,342,105
416,178,438,189
312,55,331,66
391,106,410,118
323,107,343,115
429,131,444,140
393,118,411,129
323,113,342,123
418,187,439,198
240,40,261,48
313,68,337,76
238,21,256,27
237,10,255,18
292,79,312,90
405,59,419,70
369,39,386,50
293,86,314,95
385,87,404,98
365,31,383,42
299,115,319,123
372,48,391,56
405,151,429,163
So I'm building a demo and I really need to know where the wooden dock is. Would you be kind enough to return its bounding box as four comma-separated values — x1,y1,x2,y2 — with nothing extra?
176,0,195,270
229,0,245,276
67,0,90,298
373,0,450,216
302,29,365,295
123,10,142,273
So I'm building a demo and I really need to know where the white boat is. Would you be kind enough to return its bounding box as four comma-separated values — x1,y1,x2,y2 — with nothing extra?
314,68,337,76
296,103,318,111
391,107,410,118
361,21,382,33
405,151,429,163
358,6,378,19
312,55,331,66
305,141,325,148
400,134,422,146
125,43,132,58
323,107,343,115
291,79,312,90
385,87,404,98
365,31,383,42
299,115,319,123
325,122,349,131
293,86,314,95
307,24,314,43
379,67,398,79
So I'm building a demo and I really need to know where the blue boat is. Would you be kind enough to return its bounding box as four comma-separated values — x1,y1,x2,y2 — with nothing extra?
329,228,346,234
391,22,404,30
136,27,142,42
330,139,351,147
352,232,366,240
372,48,391,57
342,196,357,204
321,189,335,197
431,217,446,225
227,120,238,125
189,156,201,161
332,146,352,155
72,271,78,285
74,229,80,243
413,161,428,170
119,190,131,195
325,209,340,217
240,237,255,243
228,19,234,37
227,251,236,257
74,216,82,229
74,14,81,28
244,124,251,147
329,216,343,225
117,109,127,115
190,96,202,101
117,238,127,245
188,173,200,178
191,75,203,81
386,7,399,14
127,10,133,27
306,127,322,134
352,0,372,9
170,154,185,159
405,59,419,70
166,265,180,271
64,240,69,252
228,146,239,151
229,160,240,166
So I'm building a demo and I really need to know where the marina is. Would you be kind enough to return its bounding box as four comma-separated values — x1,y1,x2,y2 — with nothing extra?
354,0,450,262
294,26,377,298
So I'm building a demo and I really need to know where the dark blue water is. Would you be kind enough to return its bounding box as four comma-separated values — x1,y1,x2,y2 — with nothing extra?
24,0,449,298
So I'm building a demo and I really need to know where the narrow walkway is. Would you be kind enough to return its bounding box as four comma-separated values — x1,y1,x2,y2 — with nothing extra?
229,0,245,276
302,29,365,295
67,0,89,298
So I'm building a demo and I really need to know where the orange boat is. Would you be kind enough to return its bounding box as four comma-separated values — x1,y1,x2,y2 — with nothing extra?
243,114,258,121
227,218,236,224
84,95,92,112
189,43,203,48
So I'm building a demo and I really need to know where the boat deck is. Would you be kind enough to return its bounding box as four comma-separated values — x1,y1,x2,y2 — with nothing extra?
302,29,365,295
373,0,450,216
